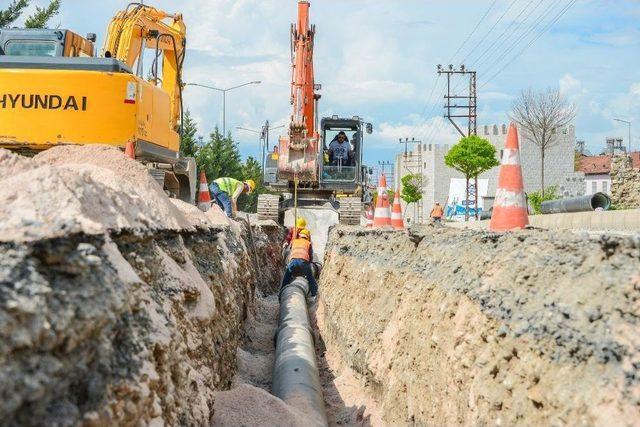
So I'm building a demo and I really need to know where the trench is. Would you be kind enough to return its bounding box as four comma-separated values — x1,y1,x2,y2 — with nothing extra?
212,225,385,427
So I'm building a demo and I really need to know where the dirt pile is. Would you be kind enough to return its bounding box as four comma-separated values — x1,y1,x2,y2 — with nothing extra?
318,226,640,425
0,146,192,242
0,146,284,425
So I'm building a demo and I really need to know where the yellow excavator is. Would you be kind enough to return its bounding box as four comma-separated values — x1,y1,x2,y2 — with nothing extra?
0,3,195,202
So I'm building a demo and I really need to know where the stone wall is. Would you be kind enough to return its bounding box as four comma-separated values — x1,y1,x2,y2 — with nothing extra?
611,155,640,208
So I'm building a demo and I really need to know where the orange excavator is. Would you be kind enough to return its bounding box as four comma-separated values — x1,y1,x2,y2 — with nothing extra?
258,0,373,225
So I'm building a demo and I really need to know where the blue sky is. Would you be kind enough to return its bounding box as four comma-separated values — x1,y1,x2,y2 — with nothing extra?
19,0,640,166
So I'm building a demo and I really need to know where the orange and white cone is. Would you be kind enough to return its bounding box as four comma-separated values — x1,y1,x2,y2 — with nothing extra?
365,206,374,228
489,123,529,231
373,174,391,228
391,189,405,230
197,171,212,212
125,140,135,159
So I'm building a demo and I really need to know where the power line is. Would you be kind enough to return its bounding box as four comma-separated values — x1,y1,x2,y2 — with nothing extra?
480,0,578,89
450,0,524,95
480,0,561,77
457,0,521,67
416,0,498,133
470,0,544,72
445,0,499,66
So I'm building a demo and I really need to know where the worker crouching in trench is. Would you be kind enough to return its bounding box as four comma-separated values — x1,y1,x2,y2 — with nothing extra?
280,228,319,298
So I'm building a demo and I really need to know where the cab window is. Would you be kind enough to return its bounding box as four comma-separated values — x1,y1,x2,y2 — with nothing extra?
4,40,57,57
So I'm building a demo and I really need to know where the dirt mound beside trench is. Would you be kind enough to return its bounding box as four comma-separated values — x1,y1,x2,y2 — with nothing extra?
318,226,640,425
0,147,285,425
0,146,194,242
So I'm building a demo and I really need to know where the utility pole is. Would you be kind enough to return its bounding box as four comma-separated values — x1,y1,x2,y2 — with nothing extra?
398,138,424,223
437,64,477,138
378,161,393,188
614,118,632,154
237,121,285,172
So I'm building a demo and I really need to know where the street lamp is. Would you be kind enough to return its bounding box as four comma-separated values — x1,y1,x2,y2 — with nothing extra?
613,118,632,154
186,81,261,135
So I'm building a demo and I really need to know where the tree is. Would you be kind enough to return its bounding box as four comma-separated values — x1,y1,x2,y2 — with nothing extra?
511,88,576,197
527,186,559,214
0,0,28,27
180,110,199,158
0,0,60,28
238,156,264,213
24,0,59,28
196,127,243,182
401,173,423,221
444,135,500,221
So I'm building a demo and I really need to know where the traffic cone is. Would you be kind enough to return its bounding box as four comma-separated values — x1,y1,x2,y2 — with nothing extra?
197,171,212,212
365,206,374,228
373,174,391,228
391,189,405,230
489,123,529,231
125,140,135,159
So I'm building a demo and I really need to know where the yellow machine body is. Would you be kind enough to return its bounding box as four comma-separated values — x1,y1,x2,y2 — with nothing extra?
0,68,178,153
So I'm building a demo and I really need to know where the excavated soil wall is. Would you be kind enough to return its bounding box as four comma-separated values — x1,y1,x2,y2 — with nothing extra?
0,147,284,425
318,226,640,426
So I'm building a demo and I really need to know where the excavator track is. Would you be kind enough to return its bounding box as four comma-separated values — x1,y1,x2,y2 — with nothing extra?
338,197,362,225
257,194,281,222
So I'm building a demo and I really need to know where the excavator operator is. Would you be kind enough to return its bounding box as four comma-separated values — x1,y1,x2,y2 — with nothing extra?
328,131,353,166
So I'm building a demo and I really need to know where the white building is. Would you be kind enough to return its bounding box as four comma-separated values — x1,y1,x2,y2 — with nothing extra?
394,123,580,222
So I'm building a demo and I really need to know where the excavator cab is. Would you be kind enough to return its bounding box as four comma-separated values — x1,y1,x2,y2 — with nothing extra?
320,117,367,188
0,29,96,57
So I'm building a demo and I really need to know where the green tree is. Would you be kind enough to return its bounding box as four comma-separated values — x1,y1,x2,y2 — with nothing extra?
196,127,243,185
444,135,500,221
0,0,28,27
180,110,199,158
527,186,559,215
24,0,59,28
401,173,423,221
238,156,264,213
0,0,60,28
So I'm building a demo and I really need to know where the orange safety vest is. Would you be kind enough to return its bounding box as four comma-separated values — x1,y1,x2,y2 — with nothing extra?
289,238,311,262
431,205,444,218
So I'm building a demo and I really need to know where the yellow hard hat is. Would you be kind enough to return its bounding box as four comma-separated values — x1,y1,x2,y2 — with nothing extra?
298,229,311,239
245,179,256,193
296,217,307,228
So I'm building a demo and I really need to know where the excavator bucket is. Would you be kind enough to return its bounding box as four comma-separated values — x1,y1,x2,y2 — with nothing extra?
277,135,318,182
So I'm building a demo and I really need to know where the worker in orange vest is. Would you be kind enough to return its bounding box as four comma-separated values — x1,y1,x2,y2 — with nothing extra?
430,202,444,223
283,217,307,248
280,229,317,297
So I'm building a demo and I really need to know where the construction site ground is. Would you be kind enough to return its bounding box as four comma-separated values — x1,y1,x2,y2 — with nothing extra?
1,146,639,425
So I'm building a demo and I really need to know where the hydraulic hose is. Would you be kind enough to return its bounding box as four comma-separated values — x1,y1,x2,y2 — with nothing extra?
272,277,327,426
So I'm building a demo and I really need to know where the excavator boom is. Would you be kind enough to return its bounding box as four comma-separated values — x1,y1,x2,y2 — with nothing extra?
258,0,371,226
103,3,186,134
277,0,320,182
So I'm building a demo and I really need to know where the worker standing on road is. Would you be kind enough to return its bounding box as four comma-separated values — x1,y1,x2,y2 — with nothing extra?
430,202,444,223
281,229,318,297
209,177,255,217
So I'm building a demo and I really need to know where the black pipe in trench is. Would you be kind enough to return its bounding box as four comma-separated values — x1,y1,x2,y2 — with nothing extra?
272,277,328,427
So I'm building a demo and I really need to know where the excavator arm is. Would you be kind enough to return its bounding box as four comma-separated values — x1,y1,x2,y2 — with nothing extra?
277,0,321,182
103,3,186,132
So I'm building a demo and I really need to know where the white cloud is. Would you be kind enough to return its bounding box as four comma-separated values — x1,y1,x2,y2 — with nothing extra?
559,74,582,96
